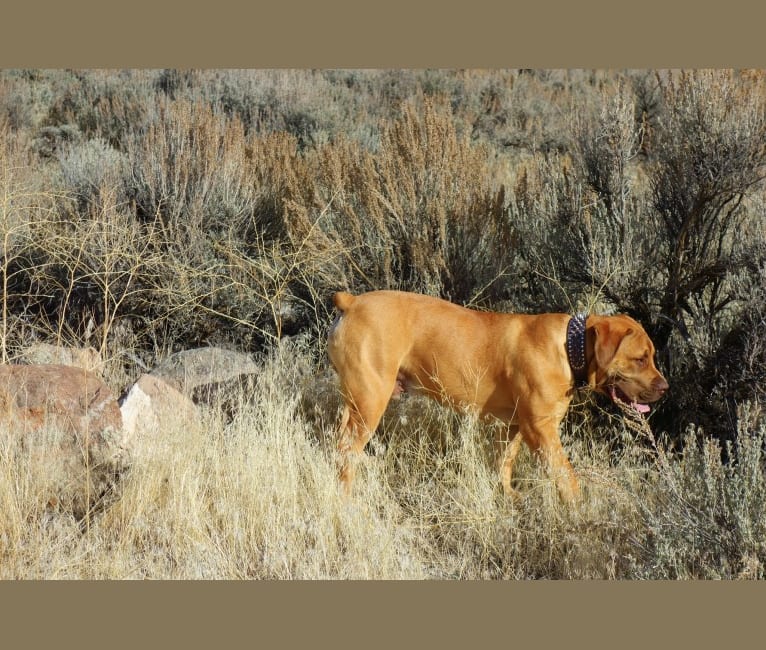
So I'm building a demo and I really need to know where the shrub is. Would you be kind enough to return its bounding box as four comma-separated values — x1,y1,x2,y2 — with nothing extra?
637,421,766,579
506,70,766,442
649,70,766,349
279,98,513,304
56,137,131,212
43,69,155,149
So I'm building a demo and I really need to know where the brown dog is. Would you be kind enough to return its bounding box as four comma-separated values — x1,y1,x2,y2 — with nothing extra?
328,290,668,502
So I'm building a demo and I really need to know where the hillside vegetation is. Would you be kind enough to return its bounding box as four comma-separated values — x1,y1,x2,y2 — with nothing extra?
1,69,765,578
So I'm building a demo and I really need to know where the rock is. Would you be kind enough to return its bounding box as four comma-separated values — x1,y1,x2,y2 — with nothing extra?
119,374,202,458
0,364,126,518
149,346,259,405
20,342,104,375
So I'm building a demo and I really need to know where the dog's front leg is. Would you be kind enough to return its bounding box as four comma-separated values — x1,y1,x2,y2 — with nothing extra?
518,418,580,503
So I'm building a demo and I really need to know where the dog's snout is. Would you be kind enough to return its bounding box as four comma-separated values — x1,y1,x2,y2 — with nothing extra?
653,376,669,394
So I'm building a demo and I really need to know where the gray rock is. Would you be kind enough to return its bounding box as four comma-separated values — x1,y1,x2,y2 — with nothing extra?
149,347,259,405
20,342,104,375
120,373,202,458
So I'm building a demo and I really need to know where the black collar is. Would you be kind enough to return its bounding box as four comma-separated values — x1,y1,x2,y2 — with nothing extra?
566,314,588,387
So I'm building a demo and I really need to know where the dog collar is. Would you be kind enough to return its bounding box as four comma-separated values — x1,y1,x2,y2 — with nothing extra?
566,313,588,387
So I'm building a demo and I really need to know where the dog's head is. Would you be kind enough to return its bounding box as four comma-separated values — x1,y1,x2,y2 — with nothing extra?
588,315,669,413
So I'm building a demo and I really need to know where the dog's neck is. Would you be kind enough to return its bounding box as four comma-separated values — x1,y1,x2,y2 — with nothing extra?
566,314,588,387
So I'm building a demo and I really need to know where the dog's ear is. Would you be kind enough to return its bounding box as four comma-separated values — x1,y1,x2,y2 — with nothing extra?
592,319,633,369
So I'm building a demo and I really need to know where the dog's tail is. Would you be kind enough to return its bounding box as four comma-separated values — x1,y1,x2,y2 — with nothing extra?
333,291,356,313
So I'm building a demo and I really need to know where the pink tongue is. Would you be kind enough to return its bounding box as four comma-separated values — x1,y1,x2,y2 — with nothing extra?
609,386,650,413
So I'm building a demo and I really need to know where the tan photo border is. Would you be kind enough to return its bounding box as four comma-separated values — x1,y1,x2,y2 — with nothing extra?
1,1,765,647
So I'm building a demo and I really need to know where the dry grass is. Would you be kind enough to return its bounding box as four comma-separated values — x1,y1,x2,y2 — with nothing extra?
1,342,764,579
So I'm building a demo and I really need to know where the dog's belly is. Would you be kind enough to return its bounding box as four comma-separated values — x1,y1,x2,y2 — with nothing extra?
393,363,510,415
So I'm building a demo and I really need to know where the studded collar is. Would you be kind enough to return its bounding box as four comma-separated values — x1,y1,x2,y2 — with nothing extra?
566,313,588,387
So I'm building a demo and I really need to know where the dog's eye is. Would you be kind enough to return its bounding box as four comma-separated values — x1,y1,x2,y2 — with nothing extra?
635,357,647,368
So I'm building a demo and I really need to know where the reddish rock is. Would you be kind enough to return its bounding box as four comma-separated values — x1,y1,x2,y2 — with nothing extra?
0,364,120,434
0,364,126,517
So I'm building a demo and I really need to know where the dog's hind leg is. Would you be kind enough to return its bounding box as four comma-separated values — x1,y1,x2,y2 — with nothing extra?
336,374,395,496
494,425,522,498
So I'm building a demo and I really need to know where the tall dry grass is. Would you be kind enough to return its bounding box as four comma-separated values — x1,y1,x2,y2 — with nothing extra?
2,341,763,579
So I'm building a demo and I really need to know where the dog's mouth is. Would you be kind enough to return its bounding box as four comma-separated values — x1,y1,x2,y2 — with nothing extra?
609,384,650,414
